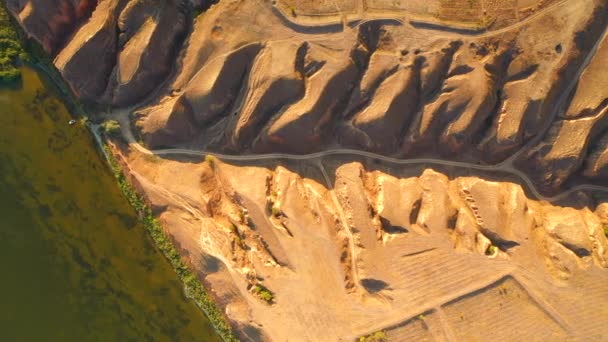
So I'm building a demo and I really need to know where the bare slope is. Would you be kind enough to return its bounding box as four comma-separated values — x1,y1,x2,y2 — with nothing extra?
9,0,608,194
118,146,608,341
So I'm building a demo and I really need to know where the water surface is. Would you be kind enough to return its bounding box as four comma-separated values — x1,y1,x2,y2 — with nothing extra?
0,67,220,341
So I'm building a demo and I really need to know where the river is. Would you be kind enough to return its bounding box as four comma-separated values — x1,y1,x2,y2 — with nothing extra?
0,67,221,341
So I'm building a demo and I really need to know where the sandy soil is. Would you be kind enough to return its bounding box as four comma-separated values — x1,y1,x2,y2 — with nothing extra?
117,145,608,341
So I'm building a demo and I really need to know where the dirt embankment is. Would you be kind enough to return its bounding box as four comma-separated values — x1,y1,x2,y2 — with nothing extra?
119,145,608,341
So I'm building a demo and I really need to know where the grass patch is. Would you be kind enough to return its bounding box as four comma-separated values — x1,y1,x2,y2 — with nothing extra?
105,146,238,342
251,284,274,304
359,330,387,342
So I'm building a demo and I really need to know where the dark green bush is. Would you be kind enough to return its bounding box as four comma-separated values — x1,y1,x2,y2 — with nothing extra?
0,5,27,84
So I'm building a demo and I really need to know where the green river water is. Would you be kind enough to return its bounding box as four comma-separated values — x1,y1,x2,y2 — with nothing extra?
0,67,220,341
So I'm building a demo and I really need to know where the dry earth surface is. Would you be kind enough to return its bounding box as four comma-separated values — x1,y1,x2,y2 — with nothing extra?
8,0,608,340
116,148,608,341
8,0,608,194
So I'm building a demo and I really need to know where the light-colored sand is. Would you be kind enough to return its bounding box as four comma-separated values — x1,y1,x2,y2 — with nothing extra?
442,276,566,341
118,146,608,341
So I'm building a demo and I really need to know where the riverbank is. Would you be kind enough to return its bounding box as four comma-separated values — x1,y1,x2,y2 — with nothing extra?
1,4,235,341
0,64,225,341
103,142,238,342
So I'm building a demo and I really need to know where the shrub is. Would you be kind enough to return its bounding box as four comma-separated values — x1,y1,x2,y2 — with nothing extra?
205,154,215,166
0,68,19,82
0,4,27,84
252,284,274,304
271,205,281,217
359,331,387,342
101,120,121,138
485,245,497,256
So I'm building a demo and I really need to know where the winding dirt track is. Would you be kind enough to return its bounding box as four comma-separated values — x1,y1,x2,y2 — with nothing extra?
273,0,571,39
98,2,608,206
139,147,608,202
102,109,608,204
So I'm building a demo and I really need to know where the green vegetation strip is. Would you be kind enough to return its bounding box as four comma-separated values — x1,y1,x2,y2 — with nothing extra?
0,4,29,83
105,146,238,342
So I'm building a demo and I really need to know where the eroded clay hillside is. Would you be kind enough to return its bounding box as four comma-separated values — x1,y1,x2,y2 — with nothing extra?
118,148,608,341
8,0,608,194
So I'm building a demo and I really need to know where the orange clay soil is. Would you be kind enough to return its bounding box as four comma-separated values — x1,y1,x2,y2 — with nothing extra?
115,145,608,341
